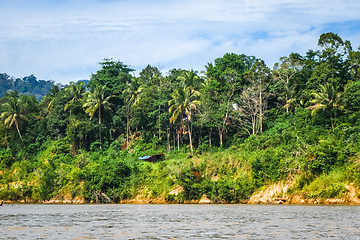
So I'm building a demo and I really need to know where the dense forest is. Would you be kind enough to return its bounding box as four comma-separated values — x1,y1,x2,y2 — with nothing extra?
0,74,59,101
1,32,360,203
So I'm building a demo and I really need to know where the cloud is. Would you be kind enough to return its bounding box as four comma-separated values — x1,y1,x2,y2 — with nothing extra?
0,0,360,83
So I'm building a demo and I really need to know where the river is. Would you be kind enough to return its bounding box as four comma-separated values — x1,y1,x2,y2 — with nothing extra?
1,204,360,239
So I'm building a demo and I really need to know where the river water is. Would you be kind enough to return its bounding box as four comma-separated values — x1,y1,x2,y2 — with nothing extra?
1,204,360,239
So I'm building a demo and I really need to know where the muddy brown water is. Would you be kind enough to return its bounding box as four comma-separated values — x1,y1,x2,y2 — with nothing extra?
1,204,360,239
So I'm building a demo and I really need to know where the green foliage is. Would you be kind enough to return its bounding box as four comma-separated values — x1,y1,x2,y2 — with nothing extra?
1,32,360,203
0,149,15,168
0,73,55,100
251,148,286,186
307,183,347,199
81,153,132,202
344,81,360,112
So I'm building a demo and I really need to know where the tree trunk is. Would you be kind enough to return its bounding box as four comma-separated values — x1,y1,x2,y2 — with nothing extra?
174,135,176,152
252,113,256,135
126,117,129,149
330,112,334,130
177,130,180,151
5,132,9,149
158,105,161,140
218,126,223,146
187,120,193,153
99,106,102,149
208,129,212,148
167,128,170,153
286,76,289,113
259,85,263,134
129,128,132,142
15,120,23,141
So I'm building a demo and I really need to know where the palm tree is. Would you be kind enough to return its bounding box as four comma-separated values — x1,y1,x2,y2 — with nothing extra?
284,95,306,114
169,86,201,153
44,85,60,112
307,83,343,130
64,81,86,113
177,69,201,91
123,78,143,106
1,97,29,141
123,78,143,148
83,85,113,144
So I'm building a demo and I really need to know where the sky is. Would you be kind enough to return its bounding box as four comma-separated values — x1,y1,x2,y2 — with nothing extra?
1,0,360,84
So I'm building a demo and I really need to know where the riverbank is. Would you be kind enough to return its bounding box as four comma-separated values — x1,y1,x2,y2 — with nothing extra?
2,181,360,205
1,132,360,205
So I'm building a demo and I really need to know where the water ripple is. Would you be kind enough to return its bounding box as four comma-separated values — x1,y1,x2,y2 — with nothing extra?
1,204,360,239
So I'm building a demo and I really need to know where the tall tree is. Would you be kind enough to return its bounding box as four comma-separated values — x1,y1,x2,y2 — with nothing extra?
169,86,200,153
307,83,343,130
123,78,143,148
1,97,29,141
177,69,202,91
83,85,113,145
64,81,86,114
306,32,351,92
123,78,143,106
204,53,254,145
244,59,272,133
231,86,260,136
44,85,60,112
272,55,301,112
88,58,134,95
139,64,161,83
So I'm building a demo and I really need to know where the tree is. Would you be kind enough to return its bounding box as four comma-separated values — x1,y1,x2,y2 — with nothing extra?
1,97,29,141
344,81,360,112
231,86,260,136
83,85,113,145
307,83,343,130
176,69,202,145
244,59,272,133
318,32,351,62
88,58,134,95
272,55,301,112
64,81,86,114
283,96,306,114
139,64,161,83
204,53,254,145
348,46,360,81
123,78,143,106
43,85,60,112
177,69,202,91
123,78,143,148
88,59,134,144
306,33,351,92
169,86,200,153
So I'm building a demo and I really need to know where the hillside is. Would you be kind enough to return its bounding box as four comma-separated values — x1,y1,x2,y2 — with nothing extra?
1,33,360,204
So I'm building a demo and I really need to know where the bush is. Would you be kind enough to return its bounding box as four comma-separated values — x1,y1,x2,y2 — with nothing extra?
0,149,15,168
251,148,286,186
307,183,348,199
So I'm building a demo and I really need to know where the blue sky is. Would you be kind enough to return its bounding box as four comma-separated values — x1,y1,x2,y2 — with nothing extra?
1,0,360,84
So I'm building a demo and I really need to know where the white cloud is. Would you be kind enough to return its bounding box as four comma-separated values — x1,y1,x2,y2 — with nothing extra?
0,0,360,83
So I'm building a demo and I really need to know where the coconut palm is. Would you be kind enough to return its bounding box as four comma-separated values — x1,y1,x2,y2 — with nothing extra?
1,97,29,141
64,81,86,113
83,85,113,144
122,78,144,148
177,69,202,91
123,78,143,106
169,86,201,153
44,85,60,112
284,95,306,114
307,83,343,130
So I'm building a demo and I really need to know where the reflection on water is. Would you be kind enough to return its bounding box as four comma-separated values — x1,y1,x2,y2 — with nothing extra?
1,204,360,239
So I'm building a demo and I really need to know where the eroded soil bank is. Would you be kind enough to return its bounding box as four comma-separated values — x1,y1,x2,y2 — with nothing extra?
2,182,360,205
